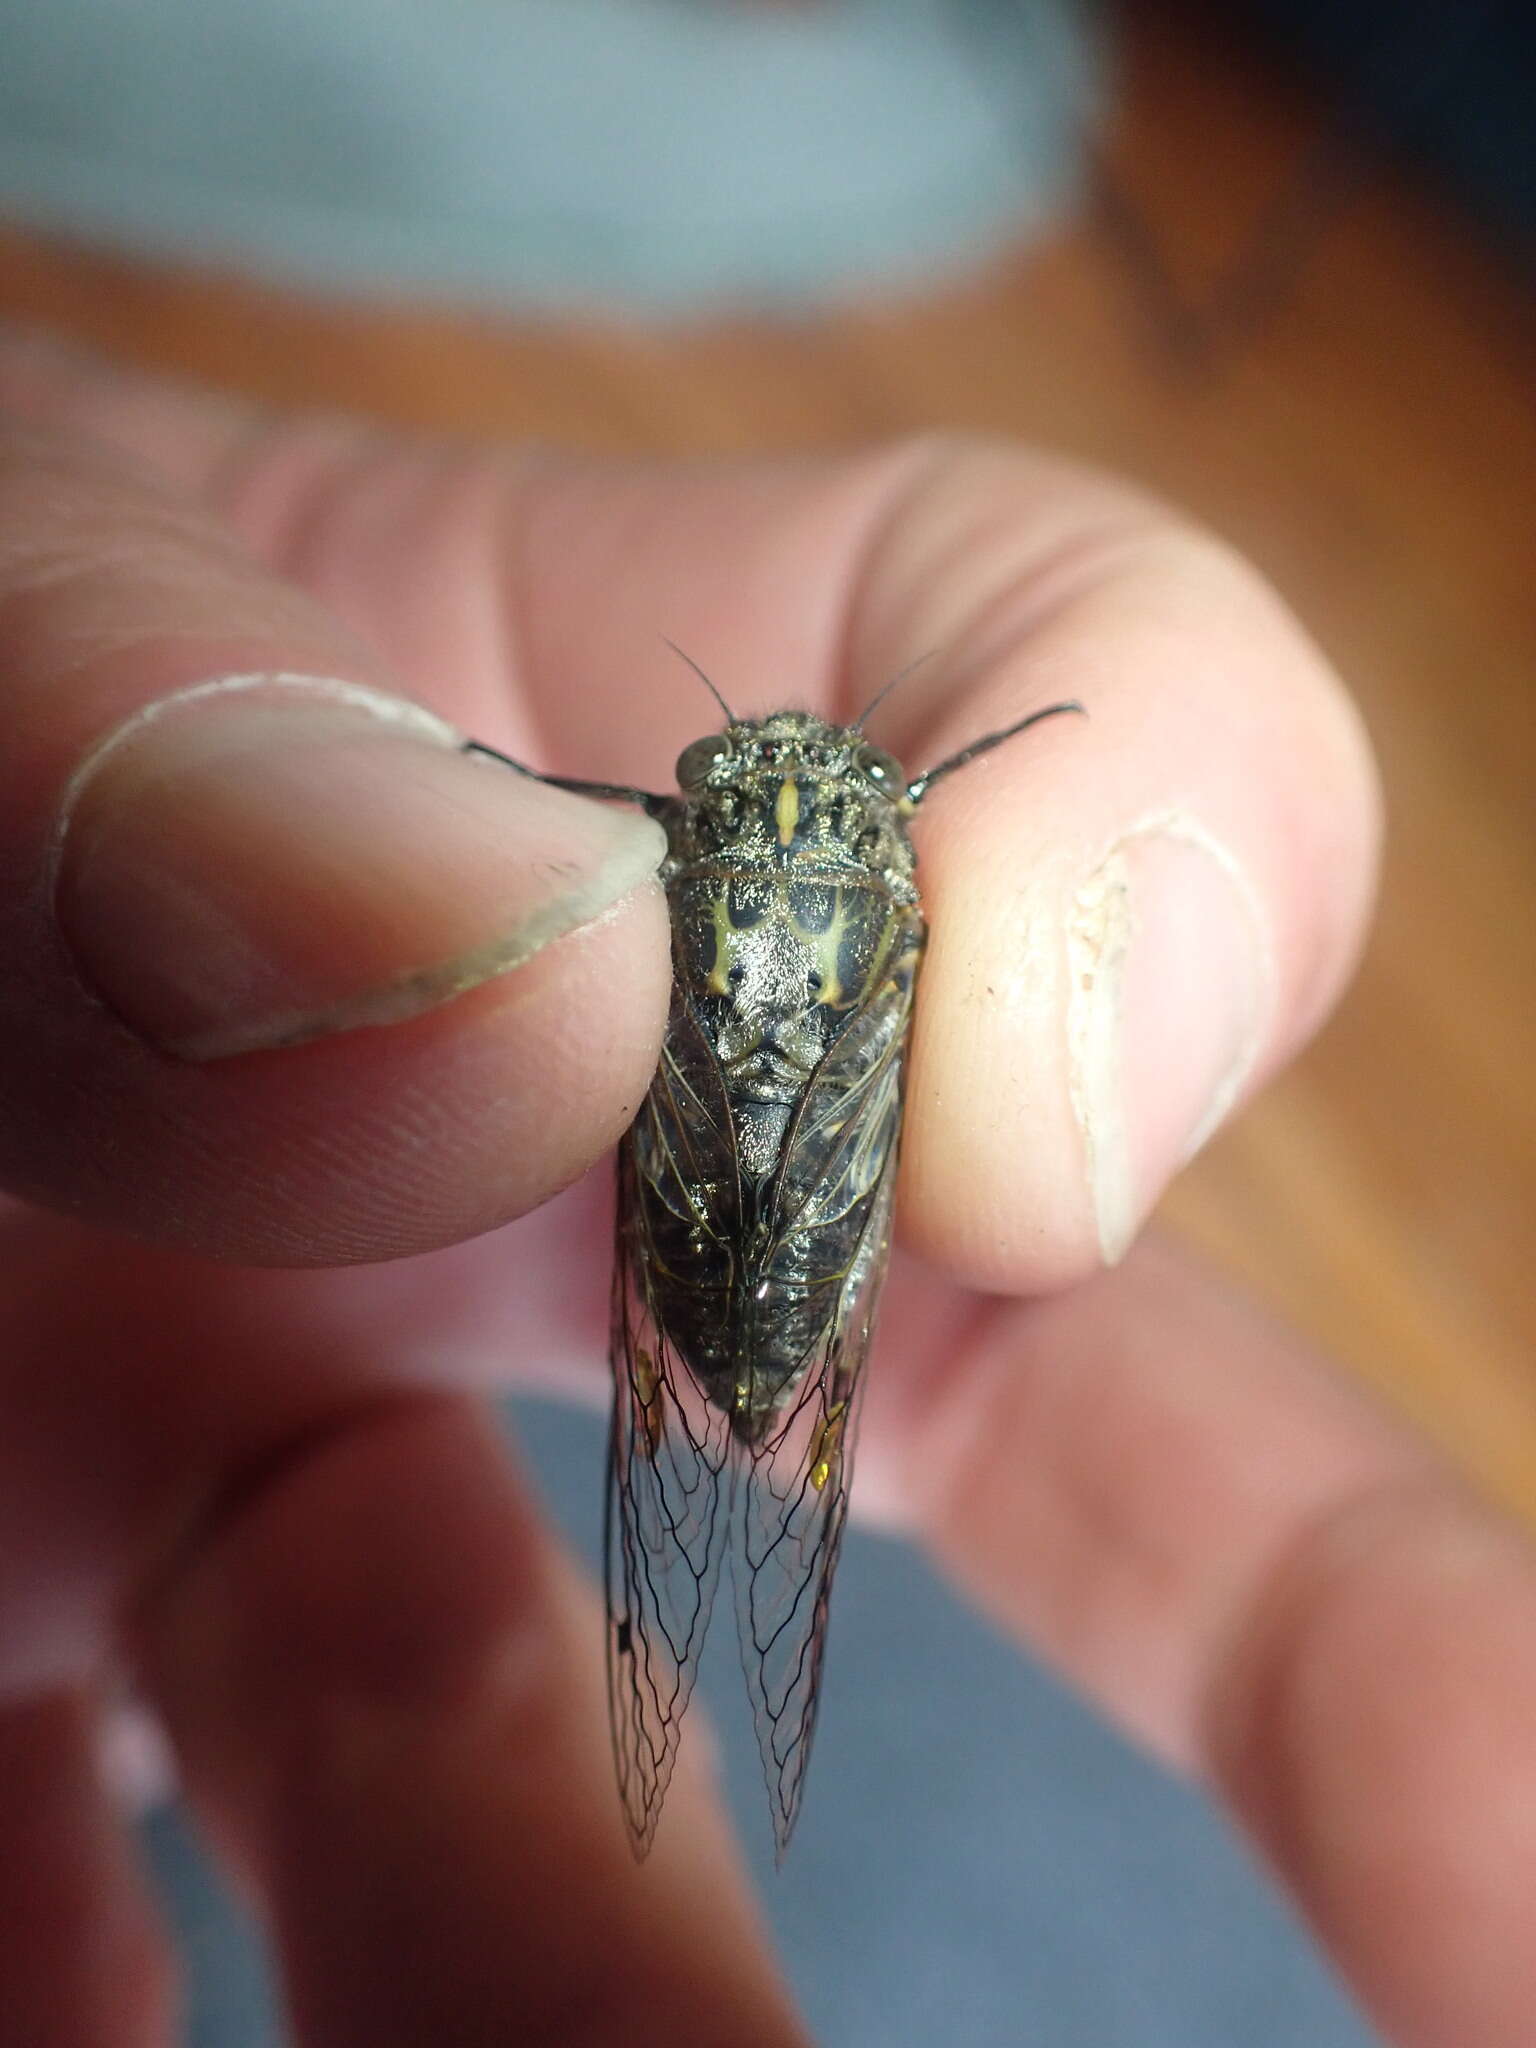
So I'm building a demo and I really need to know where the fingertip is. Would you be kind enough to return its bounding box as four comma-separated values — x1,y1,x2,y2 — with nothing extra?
52,675,666,1065
0,414,671,1258
59,866,672,1266
900,800,1094,1293
888,515,1379,1295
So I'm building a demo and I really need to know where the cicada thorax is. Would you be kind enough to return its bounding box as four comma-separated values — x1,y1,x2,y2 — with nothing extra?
626,712,924,1446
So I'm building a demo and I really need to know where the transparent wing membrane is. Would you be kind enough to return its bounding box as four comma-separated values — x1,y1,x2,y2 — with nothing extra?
734,1165,891,1856
605,1154,734,1855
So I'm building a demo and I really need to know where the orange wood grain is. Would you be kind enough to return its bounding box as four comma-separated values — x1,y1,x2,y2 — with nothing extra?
2,17,1531,1507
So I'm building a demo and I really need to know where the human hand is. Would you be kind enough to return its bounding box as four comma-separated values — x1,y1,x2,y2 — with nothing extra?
0,328,1529,2048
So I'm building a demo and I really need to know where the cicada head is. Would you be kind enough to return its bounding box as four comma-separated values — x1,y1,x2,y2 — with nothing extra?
669,709,920,897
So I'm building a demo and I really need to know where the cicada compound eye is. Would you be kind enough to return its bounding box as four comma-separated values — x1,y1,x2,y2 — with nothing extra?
675,732,732,791
854,741,904,796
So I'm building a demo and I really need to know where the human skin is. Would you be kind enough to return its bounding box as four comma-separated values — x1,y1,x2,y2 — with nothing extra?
0,326,1533,2047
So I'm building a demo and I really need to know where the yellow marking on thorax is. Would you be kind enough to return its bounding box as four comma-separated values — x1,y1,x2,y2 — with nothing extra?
787,884,877,1012
775,774,801,847
707,891,737,997
816,909,846,1008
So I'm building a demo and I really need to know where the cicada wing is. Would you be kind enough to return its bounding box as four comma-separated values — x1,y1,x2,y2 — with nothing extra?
733,1156,894,1858
604,1155,732,1857
604,991,742,1859
733,922,918,1856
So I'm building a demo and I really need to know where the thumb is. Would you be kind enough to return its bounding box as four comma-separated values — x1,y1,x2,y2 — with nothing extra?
0,425,669,1263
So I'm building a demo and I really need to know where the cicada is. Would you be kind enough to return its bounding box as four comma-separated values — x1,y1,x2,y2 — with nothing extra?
467,659,1082,1857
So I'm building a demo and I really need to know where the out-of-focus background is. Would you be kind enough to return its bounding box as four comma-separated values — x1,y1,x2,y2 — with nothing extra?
2,2,1532,2043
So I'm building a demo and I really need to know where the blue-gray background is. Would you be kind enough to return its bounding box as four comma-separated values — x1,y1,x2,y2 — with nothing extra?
142,1393,1378,2047
0,0,1097,315
1,0,1530,317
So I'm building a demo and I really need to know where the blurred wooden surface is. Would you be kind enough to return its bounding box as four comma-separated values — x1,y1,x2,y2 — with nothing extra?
1,18,1532,1509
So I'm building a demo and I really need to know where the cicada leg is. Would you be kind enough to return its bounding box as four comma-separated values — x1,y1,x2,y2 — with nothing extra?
461,738,666,814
